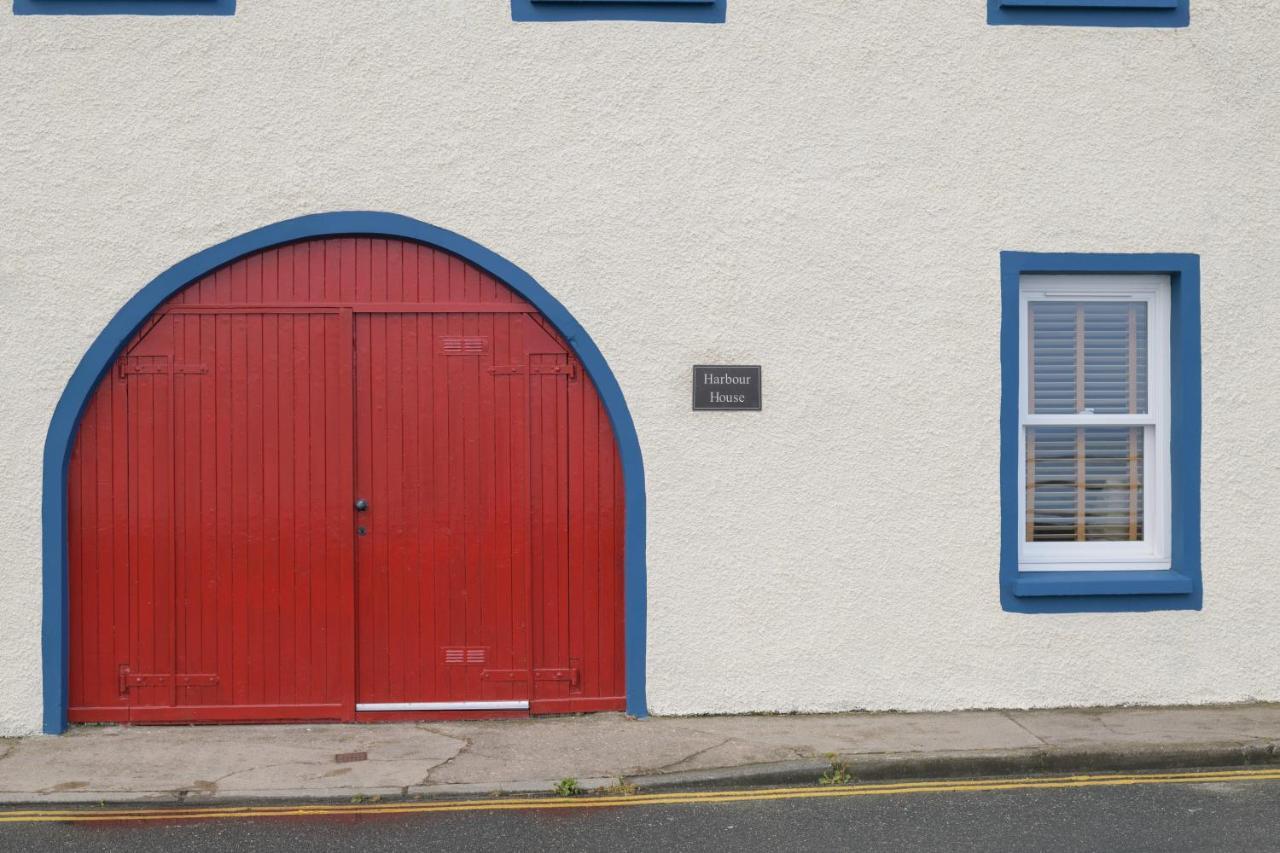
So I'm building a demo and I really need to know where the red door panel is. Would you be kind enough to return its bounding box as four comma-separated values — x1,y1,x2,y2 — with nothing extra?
353,313,536,711
67,237,624,724
138,309,350,722
71,310,354,723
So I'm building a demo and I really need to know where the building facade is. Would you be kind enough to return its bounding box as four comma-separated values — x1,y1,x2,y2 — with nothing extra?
1,1,1276,736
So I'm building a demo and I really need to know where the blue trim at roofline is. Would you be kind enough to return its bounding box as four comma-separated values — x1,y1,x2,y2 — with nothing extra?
999,251,1201,614
512,0,726,24
41,212,649,733
988,0,1189,27
15,0,234,15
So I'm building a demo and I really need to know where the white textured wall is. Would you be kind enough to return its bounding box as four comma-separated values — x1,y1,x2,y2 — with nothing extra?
2,1,1278,735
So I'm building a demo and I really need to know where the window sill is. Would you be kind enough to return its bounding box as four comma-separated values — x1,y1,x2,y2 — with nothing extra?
987,0,1189,27
511,0,726,23
14,0,235,15
1013,570,1192,598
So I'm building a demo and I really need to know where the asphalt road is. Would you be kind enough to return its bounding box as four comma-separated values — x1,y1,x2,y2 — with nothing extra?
5,770,1280,852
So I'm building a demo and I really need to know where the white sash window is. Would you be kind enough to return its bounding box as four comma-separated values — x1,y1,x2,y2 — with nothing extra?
1018,274,1171,571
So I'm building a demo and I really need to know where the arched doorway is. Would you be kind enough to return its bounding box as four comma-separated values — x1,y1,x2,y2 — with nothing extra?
43,214,646,730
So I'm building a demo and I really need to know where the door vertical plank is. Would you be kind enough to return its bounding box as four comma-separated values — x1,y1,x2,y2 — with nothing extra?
245,313,265,706
431,311,452,703
385,312,406,702
332,310,357,718
260,313,281,706
401,308,422,703
214,314,235,709
277,312,297,704
354,312,376,706
507,320,534,695
492,314,514,704
415,313,436,700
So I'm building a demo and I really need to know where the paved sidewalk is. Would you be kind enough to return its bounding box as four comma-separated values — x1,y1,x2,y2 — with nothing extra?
3,704,1280,804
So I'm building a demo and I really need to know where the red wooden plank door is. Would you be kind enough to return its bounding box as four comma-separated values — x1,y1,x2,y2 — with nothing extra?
526,317,627,714
98,310,354,723
68,236,625,724
527,335,575,709
354,312,535,713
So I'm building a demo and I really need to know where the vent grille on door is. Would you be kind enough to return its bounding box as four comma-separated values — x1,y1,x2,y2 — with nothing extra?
440,336,488,355
443,647,488,665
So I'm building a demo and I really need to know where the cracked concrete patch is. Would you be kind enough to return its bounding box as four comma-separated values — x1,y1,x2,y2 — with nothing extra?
0,724,465,796
413,724,475,786
421,714,734,784
1006,705,1280,748
215,756,456,793
652,738,802,774
999,711,1051,747
651,738,735,772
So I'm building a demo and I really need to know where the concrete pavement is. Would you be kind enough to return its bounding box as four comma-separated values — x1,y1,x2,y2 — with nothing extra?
3,704,1280,804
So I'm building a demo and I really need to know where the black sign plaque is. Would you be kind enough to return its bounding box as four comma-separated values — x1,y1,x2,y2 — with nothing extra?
692,365,762,411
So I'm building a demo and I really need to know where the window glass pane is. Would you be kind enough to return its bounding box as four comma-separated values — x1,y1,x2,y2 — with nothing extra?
1030,301,1147,414
1026,426,1144,542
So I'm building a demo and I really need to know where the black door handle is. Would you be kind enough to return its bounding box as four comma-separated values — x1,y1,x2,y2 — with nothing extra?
355,499,369,512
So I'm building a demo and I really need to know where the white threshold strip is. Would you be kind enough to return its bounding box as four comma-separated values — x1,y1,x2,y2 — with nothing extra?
356,700,529,712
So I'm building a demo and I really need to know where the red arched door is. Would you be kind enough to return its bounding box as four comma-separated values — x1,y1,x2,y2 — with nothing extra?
67,238,625,723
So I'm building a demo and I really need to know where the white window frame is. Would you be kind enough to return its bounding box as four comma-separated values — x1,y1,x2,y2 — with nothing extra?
1018,273,1172,572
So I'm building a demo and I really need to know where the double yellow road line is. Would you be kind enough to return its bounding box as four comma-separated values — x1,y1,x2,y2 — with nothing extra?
3,767,1279,824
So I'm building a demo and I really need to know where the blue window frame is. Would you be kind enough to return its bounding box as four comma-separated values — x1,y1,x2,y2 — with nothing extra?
512,0,725,24
1000,252,1201,613
988,0,1189,28
14,0,233,14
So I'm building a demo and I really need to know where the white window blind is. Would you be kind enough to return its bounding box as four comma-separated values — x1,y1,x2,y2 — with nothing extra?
1029,301,1147,417
1018,275,1171,571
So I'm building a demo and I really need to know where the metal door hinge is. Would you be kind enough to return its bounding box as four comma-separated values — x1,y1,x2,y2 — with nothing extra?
487,364,577,379
119,358,207,377
480,667,580,687
118,666,219,692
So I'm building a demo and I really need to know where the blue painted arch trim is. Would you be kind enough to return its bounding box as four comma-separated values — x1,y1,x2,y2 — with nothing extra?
999,251,1201,614
15,0,234,15
42,212,648,733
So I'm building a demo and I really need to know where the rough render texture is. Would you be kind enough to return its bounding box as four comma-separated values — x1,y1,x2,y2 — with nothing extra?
1,1,1278,735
